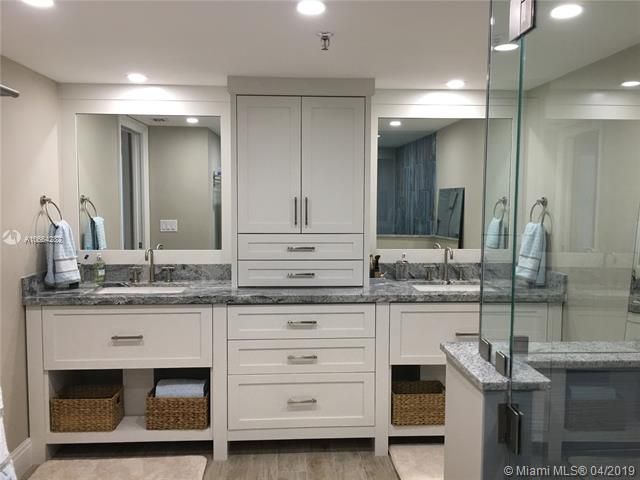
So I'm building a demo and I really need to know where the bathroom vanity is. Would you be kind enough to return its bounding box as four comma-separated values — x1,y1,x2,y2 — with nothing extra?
23,277,565,464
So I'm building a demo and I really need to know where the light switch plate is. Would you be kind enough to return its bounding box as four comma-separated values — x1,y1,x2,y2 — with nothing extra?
160,219,178,232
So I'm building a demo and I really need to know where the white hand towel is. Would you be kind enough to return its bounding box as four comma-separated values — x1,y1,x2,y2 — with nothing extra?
45,220,81,288
515,222,547,286
0,387,16,480
485,217,504,249
155,379,207,398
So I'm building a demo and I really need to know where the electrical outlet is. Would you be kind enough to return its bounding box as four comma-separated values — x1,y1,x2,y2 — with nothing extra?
160,219,178,232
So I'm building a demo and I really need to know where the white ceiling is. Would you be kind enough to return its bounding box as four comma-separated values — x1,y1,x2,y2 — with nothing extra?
130,115,221,135
378,117,459,147
0,1,638,91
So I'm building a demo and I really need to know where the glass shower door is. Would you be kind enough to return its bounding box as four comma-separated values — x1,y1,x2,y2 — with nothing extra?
483,0,640,474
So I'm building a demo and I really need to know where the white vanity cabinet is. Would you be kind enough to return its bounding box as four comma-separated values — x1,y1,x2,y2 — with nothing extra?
481,303,563,342
235,94,366,287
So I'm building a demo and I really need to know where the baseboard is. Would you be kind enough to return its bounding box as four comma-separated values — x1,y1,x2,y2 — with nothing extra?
11,438,33,480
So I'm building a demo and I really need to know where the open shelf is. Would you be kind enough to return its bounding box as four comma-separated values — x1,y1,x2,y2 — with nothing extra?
389,424,445,437
46,415,213,444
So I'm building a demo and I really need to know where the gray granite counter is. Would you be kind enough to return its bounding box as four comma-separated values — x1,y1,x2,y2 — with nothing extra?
22,277,566,307
440,342,551,392
525,341,640,369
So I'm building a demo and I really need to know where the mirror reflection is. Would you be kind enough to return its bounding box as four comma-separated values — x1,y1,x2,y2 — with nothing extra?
77,114,222,251
376,118,494,250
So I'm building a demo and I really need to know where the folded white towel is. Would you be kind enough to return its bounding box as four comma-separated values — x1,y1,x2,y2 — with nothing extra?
515,222,546,286
485,217,504,249
155,379,207,398
45,220,81,288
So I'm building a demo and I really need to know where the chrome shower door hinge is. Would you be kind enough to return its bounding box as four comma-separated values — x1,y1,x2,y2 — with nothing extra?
499,403,523,455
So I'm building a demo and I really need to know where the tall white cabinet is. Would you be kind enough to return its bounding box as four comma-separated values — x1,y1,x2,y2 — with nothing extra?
234,85,369,287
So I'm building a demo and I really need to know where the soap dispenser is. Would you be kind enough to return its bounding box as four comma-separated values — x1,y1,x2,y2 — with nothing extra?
395,252,409,280
94,253,106,285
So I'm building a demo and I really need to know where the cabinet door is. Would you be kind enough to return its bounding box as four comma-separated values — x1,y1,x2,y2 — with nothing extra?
237,96,301,233
301,97,365,233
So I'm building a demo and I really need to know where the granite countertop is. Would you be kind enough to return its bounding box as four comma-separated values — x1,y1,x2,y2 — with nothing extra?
440,342,551,392
22,277,566,307
441,341,640,392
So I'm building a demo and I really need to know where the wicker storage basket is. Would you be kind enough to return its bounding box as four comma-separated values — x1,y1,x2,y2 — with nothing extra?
145,389,209,430
391,380,445,426
50,384,124,432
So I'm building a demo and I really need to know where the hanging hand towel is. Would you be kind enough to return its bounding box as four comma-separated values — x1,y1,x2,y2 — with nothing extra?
93,216,107,250
45,220,81,288
515,222,547,286
485,217,504,249
83,218,97,250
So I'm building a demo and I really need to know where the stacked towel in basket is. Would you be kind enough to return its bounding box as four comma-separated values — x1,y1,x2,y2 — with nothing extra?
155,379,207,398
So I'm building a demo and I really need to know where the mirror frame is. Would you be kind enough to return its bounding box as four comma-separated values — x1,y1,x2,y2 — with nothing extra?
369,89,516,263
61,84,232,264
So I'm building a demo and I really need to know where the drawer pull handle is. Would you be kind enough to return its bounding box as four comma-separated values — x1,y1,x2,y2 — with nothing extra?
287,397,317,405
455,332,480,337
111,335,144,342
287,272,316,279
287,354,318,363
287,246,316,252
287,320,318,329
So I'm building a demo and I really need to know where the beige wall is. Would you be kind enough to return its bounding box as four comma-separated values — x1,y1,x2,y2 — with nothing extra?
0,57,60,451
77,114,122,249
436,119,486,249
148,126,214,249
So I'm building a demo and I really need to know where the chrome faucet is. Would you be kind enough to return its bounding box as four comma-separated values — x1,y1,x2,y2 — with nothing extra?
443,247,454,284
144,244,164,283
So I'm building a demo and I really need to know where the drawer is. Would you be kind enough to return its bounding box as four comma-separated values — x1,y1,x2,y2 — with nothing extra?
238,234,363,260
43,306,212,369
228,338,375,374
237,260,363,287
228,373,374,430
228,304,375,340
390,303,479,365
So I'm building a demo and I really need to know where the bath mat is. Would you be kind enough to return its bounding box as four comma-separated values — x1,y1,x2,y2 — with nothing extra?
389,444,444,480
28,455,207,480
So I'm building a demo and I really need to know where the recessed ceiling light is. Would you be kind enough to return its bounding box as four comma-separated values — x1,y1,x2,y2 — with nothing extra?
550,4,583,19
494,43,519,52
621,80,640,88
446,79,465,89
21,0,54,8
127,73,148,84
186,117,199,124
389,120,402,127
297,0,325,16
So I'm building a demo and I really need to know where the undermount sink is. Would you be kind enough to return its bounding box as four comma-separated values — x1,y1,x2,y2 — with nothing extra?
412,284,479,293
96,286,186,295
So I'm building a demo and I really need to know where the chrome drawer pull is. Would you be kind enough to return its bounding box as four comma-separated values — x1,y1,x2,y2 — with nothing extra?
287,320,318,329
287,246,316,252
455,332,480,337
111,335,144,341
287,354,318,364
287,272,315,279
287,397,317,405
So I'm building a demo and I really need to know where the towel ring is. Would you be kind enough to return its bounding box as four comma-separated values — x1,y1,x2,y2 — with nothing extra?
80,195,98,219
529,197,548,224
40,195,63,227
493,196,507,220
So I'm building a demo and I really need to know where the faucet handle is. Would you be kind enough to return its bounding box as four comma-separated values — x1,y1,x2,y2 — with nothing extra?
129,266,143,283
160,266,175,283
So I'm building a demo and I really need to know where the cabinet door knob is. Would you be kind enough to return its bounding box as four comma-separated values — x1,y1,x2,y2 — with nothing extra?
287,396,317,405
287,354,318,364
287,320,318,329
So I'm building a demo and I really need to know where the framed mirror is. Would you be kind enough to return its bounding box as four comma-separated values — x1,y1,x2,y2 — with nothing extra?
375,117,492,251
77,114,222,251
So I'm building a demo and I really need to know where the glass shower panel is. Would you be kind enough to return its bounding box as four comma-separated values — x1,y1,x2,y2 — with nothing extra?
479,0,521,354
500,0,640,470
